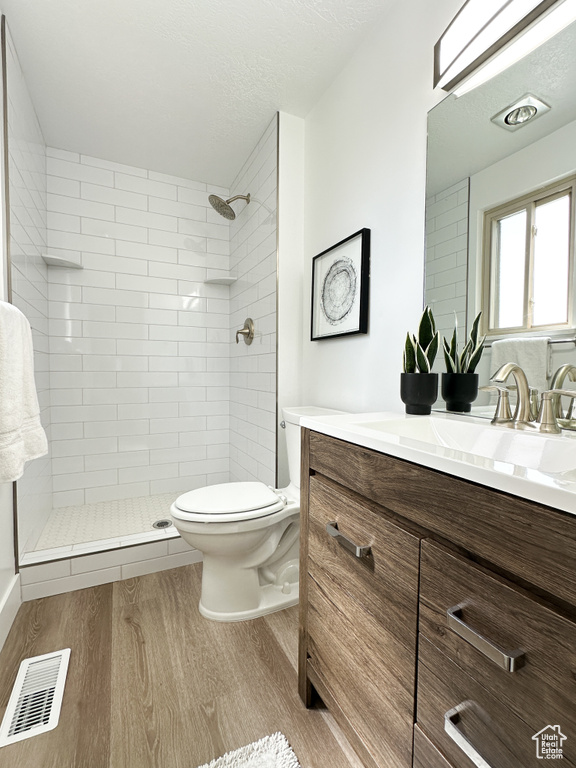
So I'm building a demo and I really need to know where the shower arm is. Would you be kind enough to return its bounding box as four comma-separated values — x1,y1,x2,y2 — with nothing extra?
225,194,250,204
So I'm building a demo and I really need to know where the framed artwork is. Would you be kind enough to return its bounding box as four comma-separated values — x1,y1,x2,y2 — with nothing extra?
311,228,370,341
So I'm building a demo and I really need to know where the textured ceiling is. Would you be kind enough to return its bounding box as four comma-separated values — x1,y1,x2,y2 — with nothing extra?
427,19,576,195
2,0,395,186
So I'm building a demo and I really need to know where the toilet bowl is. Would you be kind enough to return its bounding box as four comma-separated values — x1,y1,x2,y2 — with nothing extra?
170,405,343,622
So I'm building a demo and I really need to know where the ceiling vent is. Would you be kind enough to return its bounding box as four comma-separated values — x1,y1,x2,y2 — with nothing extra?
491,94,551,131
0,649,70,747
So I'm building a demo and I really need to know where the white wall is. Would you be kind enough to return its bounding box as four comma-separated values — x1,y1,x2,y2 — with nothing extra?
229,116,278,486
301,0,463,413
277,112,305,487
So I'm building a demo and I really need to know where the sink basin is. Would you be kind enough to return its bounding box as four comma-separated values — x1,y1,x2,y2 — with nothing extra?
351,415,576,476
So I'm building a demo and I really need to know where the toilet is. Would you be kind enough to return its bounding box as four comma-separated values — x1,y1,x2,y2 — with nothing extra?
170,406,342,622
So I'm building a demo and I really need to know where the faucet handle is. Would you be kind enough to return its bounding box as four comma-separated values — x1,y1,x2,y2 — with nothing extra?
534,389,576,434
480,385,513,424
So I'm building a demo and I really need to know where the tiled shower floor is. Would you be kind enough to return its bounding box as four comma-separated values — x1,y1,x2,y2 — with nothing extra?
21,493,181,565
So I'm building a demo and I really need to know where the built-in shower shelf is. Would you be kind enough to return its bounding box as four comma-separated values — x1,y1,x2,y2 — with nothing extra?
203,273,237,285
42,254,83,269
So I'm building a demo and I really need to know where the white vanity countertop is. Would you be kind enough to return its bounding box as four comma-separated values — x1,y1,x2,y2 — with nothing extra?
300,410,576,516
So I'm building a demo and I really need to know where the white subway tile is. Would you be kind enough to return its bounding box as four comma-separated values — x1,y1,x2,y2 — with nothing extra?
71,542,168,574
50,423,84,440
47,211,81,233
84,450,149,471
48,229,115,255
120,550,202,579
117,402,178,420
116,273,177,294
116,372,178,388
119,464,176,484
118,433,179,452
53,469,118,492
22,567,122,600
83,388,148,405
47,175,81,197
116,240,177,263
82,286,149,307
47,147,80,162
85,482,150,505
148,229,206,251
48,157,114,186
116,306,178,325
150,171,206,190
82,355,148,372
51,436,118,457
115,207,177,232
83,320,148,340
80,155,147,177
149,197,206,221
48,193,114,221
51,404,117,423
177,187,210,206
115,173,177,199
116,339,177,356
82,217,147,243
50,371,117,389
20,559,72,585
80,181,146,211
84,420,149,438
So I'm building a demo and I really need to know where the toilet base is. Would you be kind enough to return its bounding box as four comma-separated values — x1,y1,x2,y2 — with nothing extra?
198,579,299,622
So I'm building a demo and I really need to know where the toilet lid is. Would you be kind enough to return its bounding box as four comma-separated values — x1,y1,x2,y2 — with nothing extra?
173,481,286,522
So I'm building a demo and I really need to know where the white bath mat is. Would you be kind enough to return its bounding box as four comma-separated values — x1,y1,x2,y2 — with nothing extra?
196,732,301,768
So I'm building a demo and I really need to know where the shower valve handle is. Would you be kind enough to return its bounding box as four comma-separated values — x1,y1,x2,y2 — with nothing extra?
235,318,255,345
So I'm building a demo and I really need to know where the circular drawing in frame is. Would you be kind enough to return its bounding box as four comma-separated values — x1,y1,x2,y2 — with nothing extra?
321,257,358,325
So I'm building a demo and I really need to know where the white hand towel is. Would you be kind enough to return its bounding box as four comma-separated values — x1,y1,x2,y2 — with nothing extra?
0,301,48,482
490,337,551,398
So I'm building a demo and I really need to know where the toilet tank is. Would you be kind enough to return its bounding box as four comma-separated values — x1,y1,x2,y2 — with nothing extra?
282,406,345,491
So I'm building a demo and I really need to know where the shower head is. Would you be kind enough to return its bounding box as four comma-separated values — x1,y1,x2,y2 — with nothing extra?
208,193,251,220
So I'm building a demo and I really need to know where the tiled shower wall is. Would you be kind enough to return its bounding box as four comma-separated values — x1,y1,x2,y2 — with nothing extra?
6,30,52,555
46,150,234,507
425,178,469,346
229,117,277,486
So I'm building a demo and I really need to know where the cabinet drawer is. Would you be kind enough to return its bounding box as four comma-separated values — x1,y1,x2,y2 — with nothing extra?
419,540,576,741
308,430,576,606
413,726,454,768
417,635,576,768
307,576,415,768
308,474,421,651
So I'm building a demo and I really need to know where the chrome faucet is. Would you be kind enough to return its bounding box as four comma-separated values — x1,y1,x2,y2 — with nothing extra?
490,363,532,427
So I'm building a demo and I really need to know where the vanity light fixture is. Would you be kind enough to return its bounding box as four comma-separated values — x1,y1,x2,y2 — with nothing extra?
435,0,576,96
490,93,551,130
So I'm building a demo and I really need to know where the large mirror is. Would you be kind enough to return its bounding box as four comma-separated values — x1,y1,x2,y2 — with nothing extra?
425,18,576,408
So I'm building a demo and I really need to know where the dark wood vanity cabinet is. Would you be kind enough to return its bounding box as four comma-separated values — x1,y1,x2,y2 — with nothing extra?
299,429,576,768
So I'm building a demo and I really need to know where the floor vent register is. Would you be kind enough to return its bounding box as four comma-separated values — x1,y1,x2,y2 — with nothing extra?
0,649,70,747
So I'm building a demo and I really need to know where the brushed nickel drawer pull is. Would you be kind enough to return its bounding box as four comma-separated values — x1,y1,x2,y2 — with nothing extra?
447,605,525,672
445,702,493,768
326,522,371,558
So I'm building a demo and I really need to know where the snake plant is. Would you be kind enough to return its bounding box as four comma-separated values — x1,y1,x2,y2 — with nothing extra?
443,311,485,374
403,306,440,374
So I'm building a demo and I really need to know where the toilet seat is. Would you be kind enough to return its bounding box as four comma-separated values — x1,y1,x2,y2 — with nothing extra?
172,481,286,524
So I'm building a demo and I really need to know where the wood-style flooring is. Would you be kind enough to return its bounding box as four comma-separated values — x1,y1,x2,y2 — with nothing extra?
0,563,362,768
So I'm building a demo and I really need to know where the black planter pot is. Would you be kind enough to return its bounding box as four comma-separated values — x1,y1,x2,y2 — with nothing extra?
400,373,438,415
442,372,479,413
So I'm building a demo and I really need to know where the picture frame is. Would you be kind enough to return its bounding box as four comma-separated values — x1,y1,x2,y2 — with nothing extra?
311,228,370,341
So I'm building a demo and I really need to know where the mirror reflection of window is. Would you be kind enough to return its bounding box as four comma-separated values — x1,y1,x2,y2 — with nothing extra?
483,177,575,335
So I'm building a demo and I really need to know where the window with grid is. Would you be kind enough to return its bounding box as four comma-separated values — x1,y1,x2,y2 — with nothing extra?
482,176,576,336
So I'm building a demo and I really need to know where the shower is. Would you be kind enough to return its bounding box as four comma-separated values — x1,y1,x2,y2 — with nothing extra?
209,193,251,220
